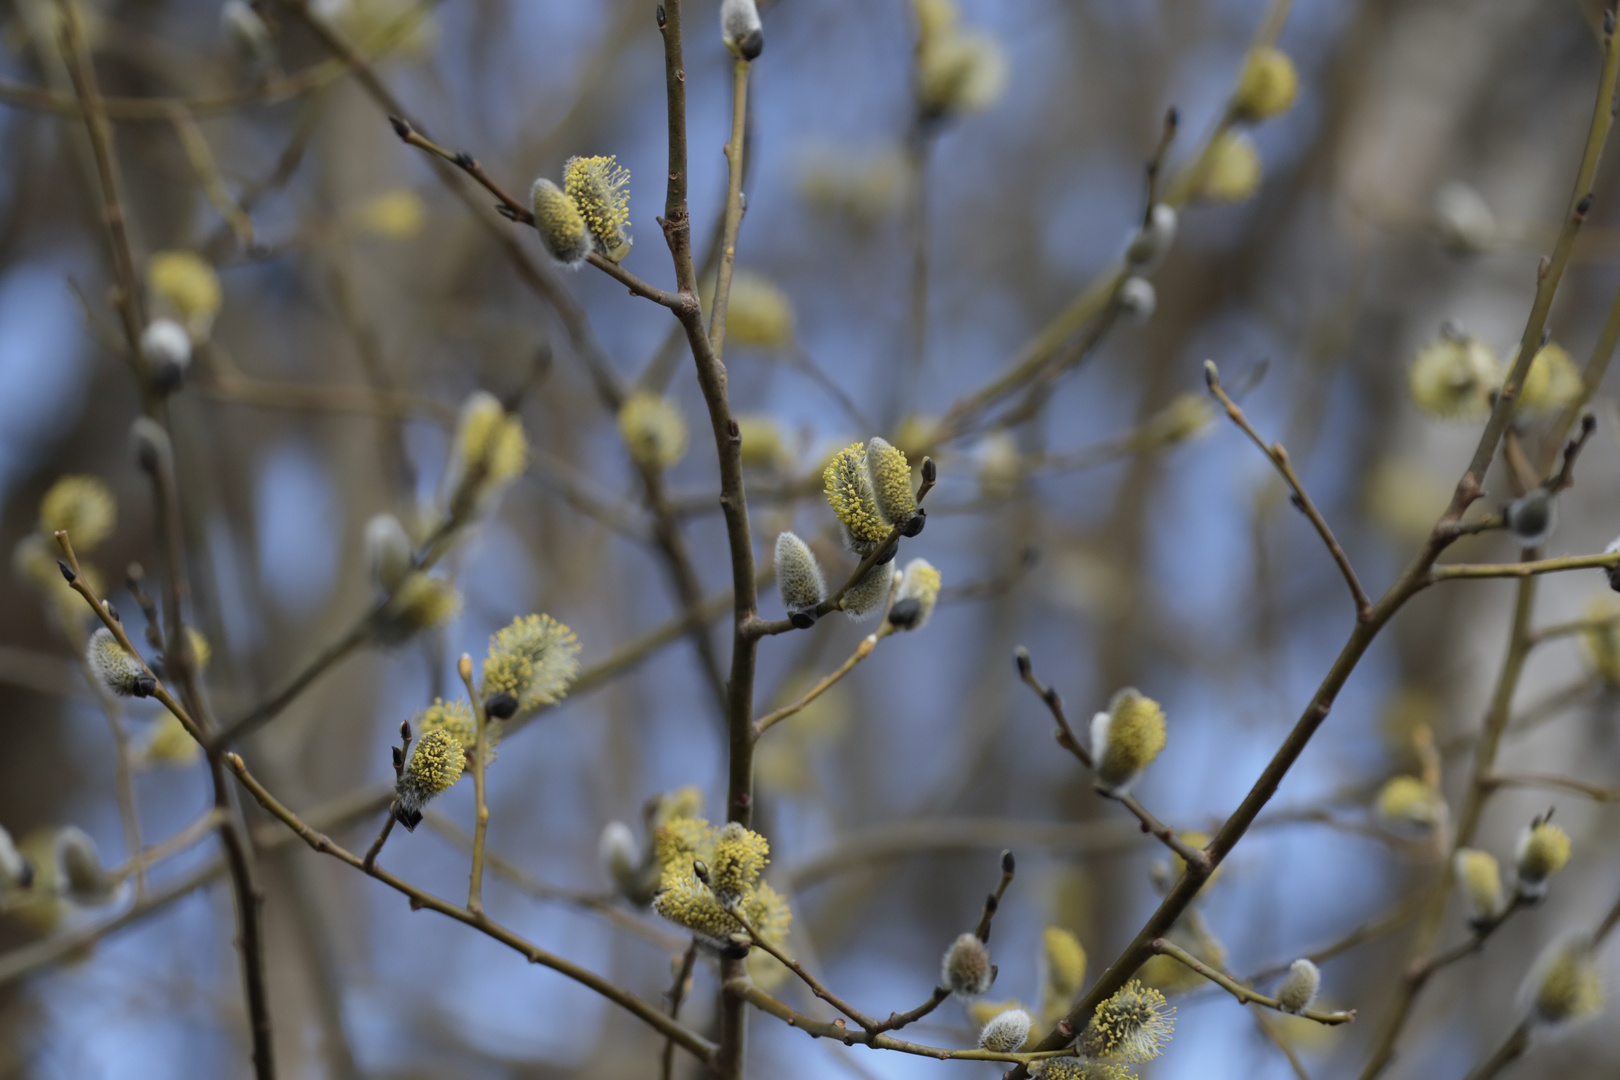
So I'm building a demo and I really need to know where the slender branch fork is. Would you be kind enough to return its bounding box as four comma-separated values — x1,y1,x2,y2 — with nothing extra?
1150,938,1355,1025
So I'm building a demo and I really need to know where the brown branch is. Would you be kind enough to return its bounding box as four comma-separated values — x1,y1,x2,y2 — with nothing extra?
1482,771,1620,801
1150,938,1355,1025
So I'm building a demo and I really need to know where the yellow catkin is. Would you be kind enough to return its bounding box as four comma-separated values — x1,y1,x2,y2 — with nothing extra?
147,250,221,335
482,614,581,712
1040,927,1087,1027
1083,980,1175,1063
564,155,632,260
1092,689,1168,792
618,393,690,471
824,444,889,551
356,188,425,239
445,391,528,518
651,816,791,951
890,558,941,630
1234,47,1298,120
917,29,1007,119
378,573,461,641
1516,342,1585,413
1580,594,1620,684
866,437,916,525
968,998,1026,1030
736,415,789,470
39,476,116,552
1199,132,1262,203
531,178,592,266
1375,775,1441,828
1455,849,1503,922
1531,939,1605,1025
144,714,200,767
719,270,795,349
1516,822,1571,890
395,729,465,825
1408,334,1501,420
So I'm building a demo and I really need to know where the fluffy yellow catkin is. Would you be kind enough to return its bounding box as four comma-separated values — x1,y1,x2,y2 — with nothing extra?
651,817,791,951
1515,341,1584,412
530,178,592,267
1514,821,1571,897
394,729,465,829
444,391,528,520
1234,47,1298,120
618,392,689,471
1375,775,1442,829
866,436,917,526
39,476,116,552
563,155,631,261
1082,980,1174,1063
376,573,461,643
147,250,222,335
1040,926,1087,1027
1529,937,1604,1026
915,6,1007,121
942,932,993,998
1199,132,1262,202
1091,688,1167,793
86,628,153,698
1454,848,1503,923
482,614,581,712
719,271,794,349
1039,1061,1132,1080
1408,332,1500,420
824,443,889,553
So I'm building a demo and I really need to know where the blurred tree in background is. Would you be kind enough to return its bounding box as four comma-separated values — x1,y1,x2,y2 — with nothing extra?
1,0,1620,1078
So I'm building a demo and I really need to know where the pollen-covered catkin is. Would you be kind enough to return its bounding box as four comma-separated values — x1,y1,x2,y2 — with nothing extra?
1233,47,1298,120
443,390,528,520
1375,775,1443,829
824,443,888,554
720,0,763,59
942,932,994,998
1090,688,1167,794
482,614,581,712
1455,848,1504,925
1408,331,1500,420
774,532,826,618
394,729,465,829
39,476,116,552
711,821,769,906
865,437,917,527
978,1007,1032,1052
1515,820,1571,899
1276,959,1320,1014
618,392,689,471
147,250,221,337
563,155,632,260
1528,936,1604,1027
530,178,591,267
87,628,154,698
365,513,414,592
1082,980,1174,1063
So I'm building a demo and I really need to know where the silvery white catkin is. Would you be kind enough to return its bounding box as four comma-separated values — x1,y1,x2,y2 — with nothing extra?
774,531,826,615
599,821,640,897
365,513,414,592
1276,959,1320,1014
1119,277,1157,322
978,1008,1032,1052
720,0,763,59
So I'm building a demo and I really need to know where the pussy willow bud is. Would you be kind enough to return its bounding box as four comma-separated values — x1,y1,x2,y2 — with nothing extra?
443,390,528,521
1118,277,1157,323
720,0,763,59
87,628,154,698
1455,848,1504,926
841,564,894,622
886,558,940,631
824,443,889,555
129,416,172,475
140,319,192,390
917,22,1007,122
1233,47,1298,121
1514,820,1571,899
978,1007,1032,1052
1375,775,1444,829
1275,959,1320,1014
1125,204,1178,270
364,513,414,592
717,272,794,349
711,821,770,907
600,821,642,898
1604,535,1620,593
393,729,465,830
1504,488,1556,548
1515,342,1584,413
1082,980,1174,1064
56,826,116,906
374,573,462,645
530,178,591,267
774,532,826,623
942,932,994,998
1434,181,1497,254
1091,688,1167,794
0,825,32,891
1526,935,1604,1028
147,250,221,338
866,437,918,528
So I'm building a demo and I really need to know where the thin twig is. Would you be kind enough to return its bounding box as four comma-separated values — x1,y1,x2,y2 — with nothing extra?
459,655,491,917
1151,938,1355,1025
755,626,892,735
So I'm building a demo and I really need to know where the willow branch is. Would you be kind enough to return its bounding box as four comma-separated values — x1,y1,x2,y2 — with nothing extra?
459,655,491,916
1150,939,1355,1025
755,625,892,735
707,59,751,361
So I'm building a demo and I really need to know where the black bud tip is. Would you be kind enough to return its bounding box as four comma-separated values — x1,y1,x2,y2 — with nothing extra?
692,858,711,886
1582,412,1597,434
17,858,33,890
57,560,76,584
1166,105,1179,128
720,939,753,960
1001,849,1015,875
656,4,666,28
874,546,898,567
1014,647,1031,677
738,28,763,60
394,804,423,832
388,115,411,139
921,457,937,484
1606,565,1620,593
984,892,998,914
133,673,156,698
484,691,519,720
1578,193,1596,217
400,719,412,740
148,360,185,395
454,151,475,169
105,601,120,622
391,746,404,769
886,598,922,630
899,509,927,538
728,418,740,438
788,611,817,630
